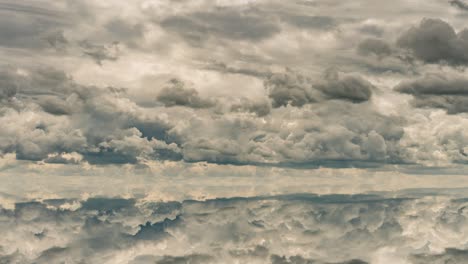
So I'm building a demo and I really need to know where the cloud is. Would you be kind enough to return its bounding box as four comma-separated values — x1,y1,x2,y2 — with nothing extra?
266,70,320,107
159,8,281,43
358,24,385,37
229,97,272,117
156,79,215,108
156,254,214,264
80,197,136,212
0,193,467,263
0,67,181,164
314,69,374,103
450,0,468,11
37,96,72,115
397,18,468,65
2,2,468,262
173,100,406,167
284,15,338,30
357,38,392,57
0,66,410,168
0,1,67,50
83,128,182,164
79,40,120,65
1,2,468,170
104,18,145,47
266,69,374,108
0,69,18,100
204,61,270,78
395,72,468,114
410,248,468,264
271,255,369,264
43,152,83,164
45,30,68,51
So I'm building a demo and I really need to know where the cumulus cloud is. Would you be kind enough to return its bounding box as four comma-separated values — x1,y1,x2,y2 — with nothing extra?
395,73,468,114
0,0,468,194
0,64,413,168
266,69,374,108
314,69,374,103
43,152,83,164
156,79,215,108
37,96,72,115
0,67,181,164
266,70,320,107
229,97,272,117
397,18,468,65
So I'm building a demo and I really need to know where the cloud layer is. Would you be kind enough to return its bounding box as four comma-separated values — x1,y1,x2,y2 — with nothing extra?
1,193,468,264
0,0,467,172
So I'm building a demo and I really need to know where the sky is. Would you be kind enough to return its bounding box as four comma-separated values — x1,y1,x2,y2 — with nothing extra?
0,0,468,195
2,0,468,263
1,0,468,200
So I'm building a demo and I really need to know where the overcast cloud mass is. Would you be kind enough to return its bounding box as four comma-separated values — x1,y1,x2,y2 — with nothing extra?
1,0,468,263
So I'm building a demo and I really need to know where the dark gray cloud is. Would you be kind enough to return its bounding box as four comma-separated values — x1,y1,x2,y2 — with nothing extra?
315,70,374,103
271,255,368,264
156,79,215,108
80,197,136,212
37,96,72,115
395,73,468,95
397,18,468,65
156,254,214,264
395,73,468,114
266,69,374,108
450,0,468,11
410,248,468,264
